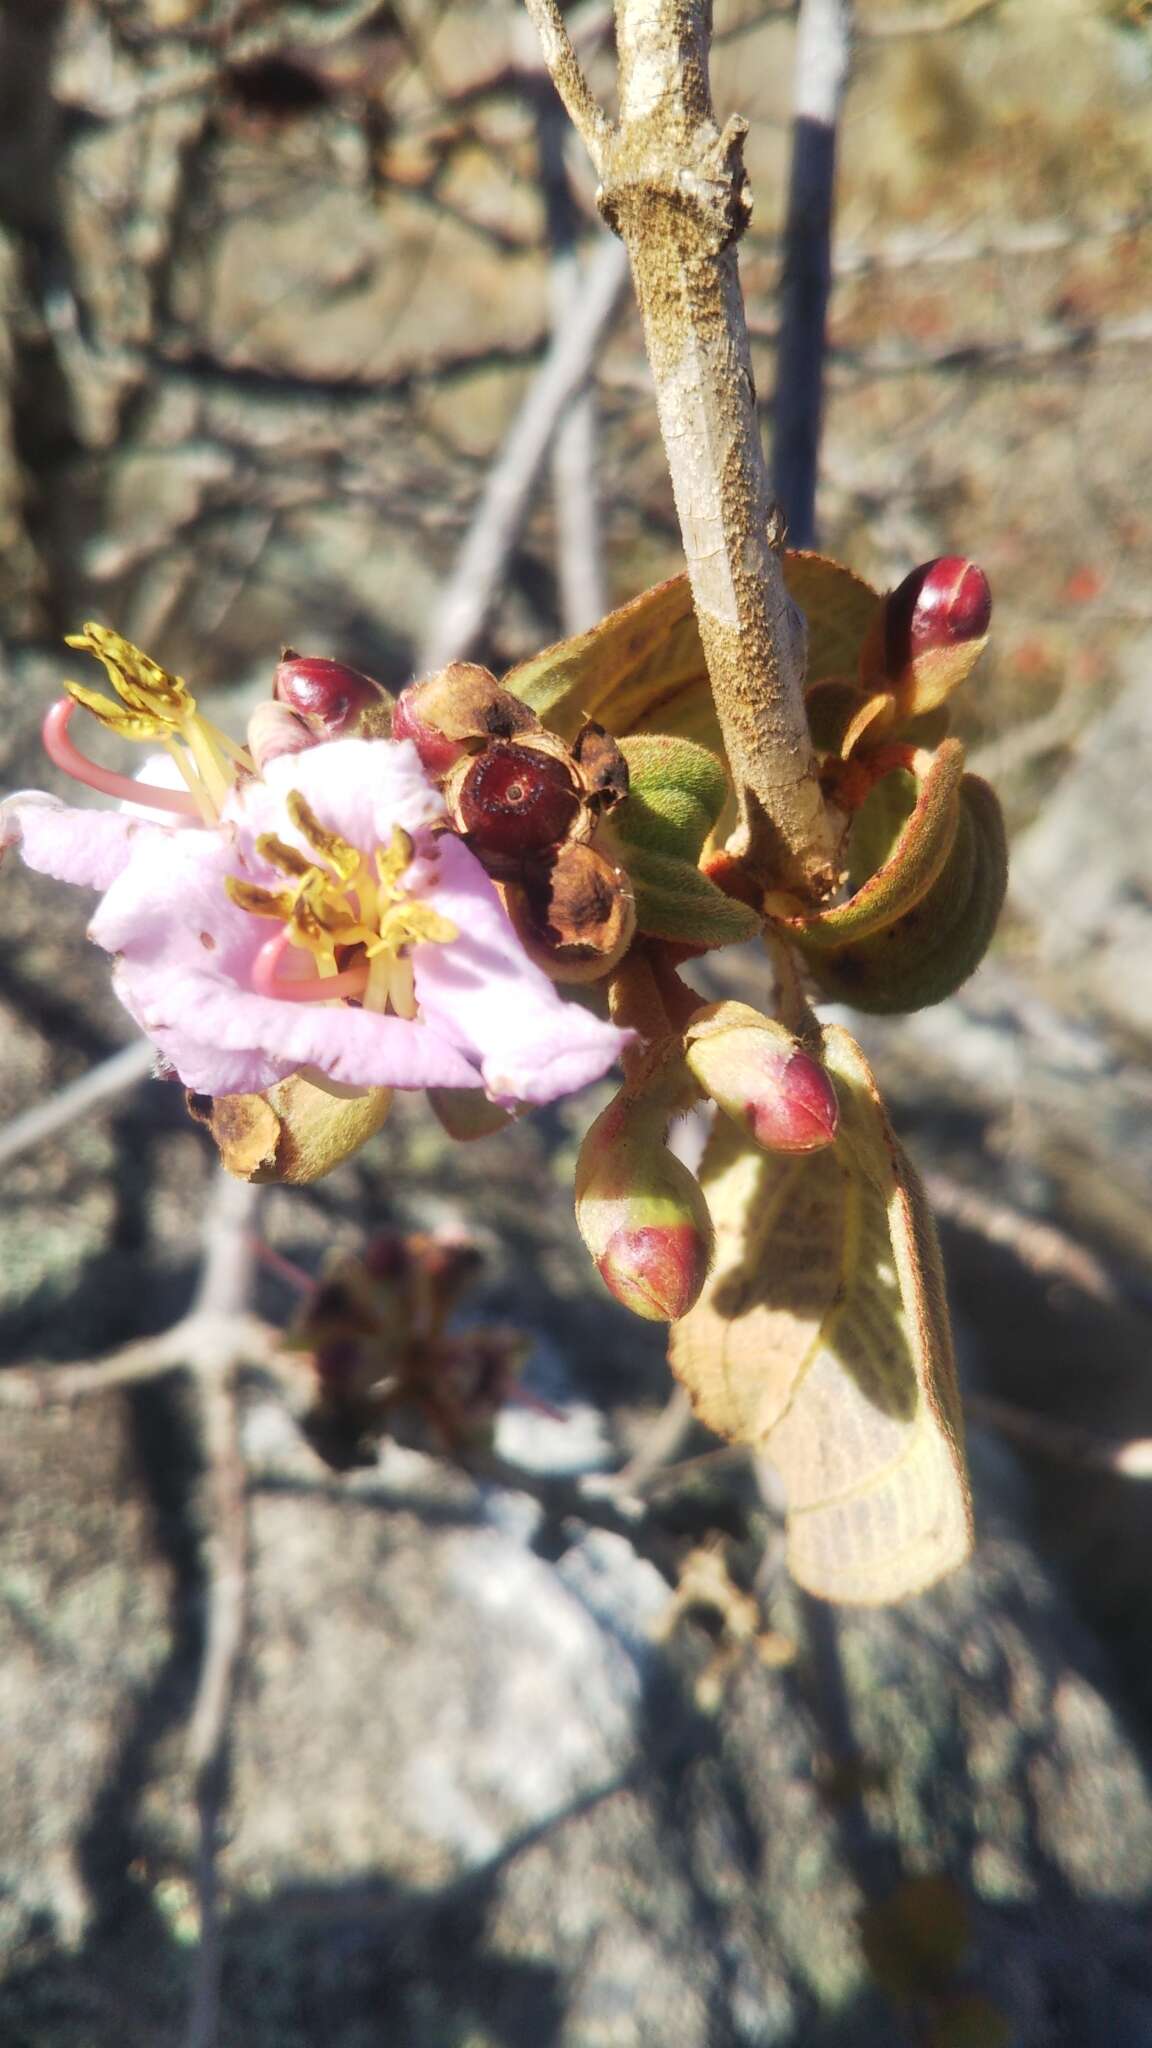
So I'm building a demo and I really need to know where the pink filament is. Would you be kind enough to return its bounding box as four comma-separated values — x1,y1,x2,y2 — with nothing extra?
42,698,201,819
251,928,370,1003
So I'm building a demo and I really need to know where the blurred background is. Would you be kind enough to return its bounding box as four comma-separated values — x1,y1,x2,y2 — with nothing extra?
2,0,1152,2042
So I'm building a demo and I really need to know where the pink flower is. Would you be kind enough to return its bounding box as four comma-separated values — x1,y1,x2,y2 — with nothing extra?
2,735,631,1106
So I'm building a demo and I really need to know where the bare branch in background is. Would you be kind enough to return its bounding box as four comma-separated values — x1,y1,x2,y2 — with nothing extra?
0,1039,155,1172
538,102,610,635
526,0,837,899
772,0,853,549
418,233,629,673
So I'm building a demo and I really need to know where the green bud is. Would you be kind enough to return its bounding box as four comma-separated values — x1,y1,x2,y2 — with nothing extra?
575,1082,713,1321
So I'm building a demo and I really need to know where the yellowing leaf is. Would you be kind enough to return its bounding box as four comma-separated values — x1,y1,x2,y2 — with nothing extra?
503,551,880,756
669,1024,972,1604
502,574,721,750
782,551,882,687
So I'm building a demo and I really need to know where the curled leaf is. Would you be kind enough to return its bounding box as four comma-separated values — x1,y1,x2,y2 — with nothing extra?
781,740,965,953
669,1024,972,1604
802,773,1007,1013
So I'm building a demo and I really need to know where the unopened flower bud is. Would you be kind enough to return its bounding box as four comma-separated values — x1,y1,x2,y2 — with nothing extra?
502,842,635,982
864,557,992,715
247,699,318,772
393,664,539,777
684,1002,839,1153
575,1088,713,1321
273,651,390,737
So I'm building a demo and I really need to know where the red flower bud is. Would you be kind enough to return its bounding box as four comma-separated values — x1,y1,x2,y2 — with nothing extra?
862,557,992,719
393,665,540,779
684,1003,839,1154
273,652,389,738
596,1221,711,1324
884,557,991,677
391,684,468,776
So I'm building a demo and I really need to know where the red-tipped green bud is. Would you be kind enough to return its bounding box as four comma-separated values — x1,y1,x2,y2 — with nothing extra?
684,1002,839,1153
575,1086,713,1321
862,557,991,718
273,652,390,737
393,664,540,779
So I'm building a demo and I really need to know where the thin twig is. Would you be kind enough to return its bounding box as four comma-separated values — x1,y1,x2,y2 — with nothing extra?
922,1170,1122,1308
772,0,853,548
539,104,610,635
181,1171,263,2048
0,1038,155,1172
967,1393,1152,1480
417,233,629,672
522,0,613,170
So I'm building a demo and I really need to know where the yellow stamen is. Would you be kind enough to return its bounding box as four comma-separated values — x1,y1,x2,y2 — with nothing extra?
63,621,255,824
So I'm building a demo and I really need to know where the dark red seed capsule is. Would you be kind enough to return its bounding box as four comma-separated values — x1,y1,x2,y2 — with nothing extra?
457,743,582,859
273,654,386,737
884,558,991,678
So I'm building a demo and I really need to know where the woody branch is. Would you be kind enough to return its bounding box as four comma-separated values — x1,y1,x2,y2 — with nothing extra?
524,0,837,901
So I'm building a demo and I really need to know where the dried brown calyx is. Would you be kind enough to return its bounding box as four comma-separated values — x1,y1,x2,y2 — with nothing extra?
503,840,636,982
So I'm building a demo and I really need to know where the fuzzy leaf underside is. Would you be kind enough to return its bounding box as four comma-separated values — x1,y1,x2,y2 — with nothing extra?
668,1024,972,1604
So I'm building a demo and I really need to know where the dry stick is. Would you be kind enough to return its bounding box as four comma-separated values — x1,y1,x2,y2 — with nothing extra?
417,232,629,673
525,0,837,901
0,1038,155,1172
538,99,610,635
771,0,853,549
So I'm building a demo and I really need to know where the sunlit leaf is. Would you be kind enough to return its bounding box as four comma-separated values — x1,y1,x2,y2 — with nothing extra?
614,735,730,860
669,1024,972,1604
802,773,1007,1013
504,551,880,756
781,551,882,686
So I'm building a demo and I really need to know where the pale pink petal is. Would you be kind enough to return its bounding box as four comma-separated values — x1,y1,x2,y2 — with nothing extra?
1,791,169,892
118,959,480,1096
232,737,444,861
410,836,630,1106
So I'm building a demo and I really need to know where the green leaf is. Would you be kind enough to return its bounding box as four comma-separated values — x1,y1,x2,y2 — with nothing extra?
618,844,762,947
615,735,730,861
668,1023,972,1604
781,739,965,953
803,773,1007,1013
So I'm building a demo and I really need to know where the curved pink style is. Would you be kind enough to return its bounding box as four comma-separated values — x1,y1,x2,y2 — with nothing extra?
41,699,201,818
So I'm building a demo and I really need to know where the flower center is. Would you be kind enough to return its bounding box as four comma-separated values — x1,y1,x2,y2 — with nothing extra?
226,793,456,1012
60,624,253,824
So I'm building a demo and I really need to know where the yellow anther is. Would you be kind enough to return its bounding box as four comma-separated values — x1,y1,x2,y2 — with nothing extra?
63,620,254,824
256,833,315,879
226,877,295,920
285,792,361,883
